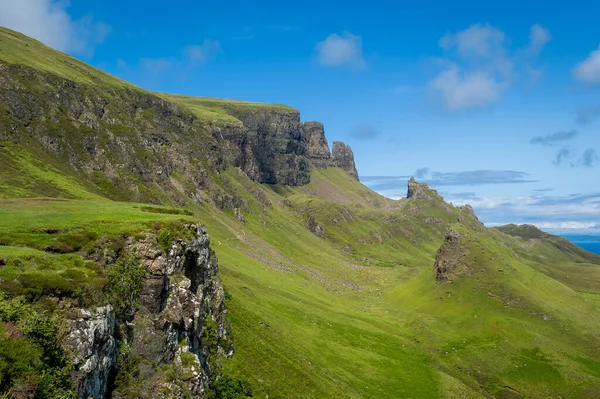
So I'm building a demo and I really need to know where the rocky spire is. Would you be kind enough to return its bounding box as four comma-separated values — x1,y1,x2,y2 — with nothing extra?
332,141,359,180
407,177,428,199
407,177,444,201
304,121,331,169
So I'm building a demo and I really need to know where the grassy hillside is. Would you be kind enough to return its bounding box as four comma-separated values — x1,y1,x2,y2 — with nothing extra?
2,26,600,398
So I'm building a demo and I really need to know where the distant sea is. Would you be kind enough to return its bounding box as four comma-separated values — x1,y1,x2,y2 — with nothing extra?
562,235,600,255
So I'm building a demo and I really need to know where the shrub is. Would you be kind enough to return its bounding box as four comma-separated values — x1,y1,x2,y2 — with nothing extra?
0,295,75,397
107,257,148,318
206,375,253,399
157,228,173,253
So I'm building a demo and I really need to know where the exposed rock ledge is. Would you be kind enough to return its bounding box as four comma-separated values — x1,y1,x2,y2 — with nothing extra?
62,225,231,399
434,229,470,283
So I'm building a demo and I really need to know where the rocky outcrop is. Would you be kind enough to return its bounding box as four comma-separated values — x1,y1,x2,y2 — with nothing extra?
332,141,359,180
62,225,231,399
434,229,470,283
306,215,325,237
64,306,118,399
304,121,331,169
457,204,485,231
407,177,442,200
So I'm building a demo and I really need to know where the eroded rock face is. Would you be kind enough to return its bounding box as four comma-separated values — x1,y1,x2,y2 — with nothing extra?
62,225,231,399
332,141,359,180
457,204,485,232
222,106,310,186
434,229,470,283
406,177,441,200
64,306,117,399
304,121,331,169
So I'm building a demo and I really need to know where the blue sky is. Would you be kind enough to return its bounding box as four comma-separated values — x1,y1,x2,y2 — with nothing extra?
1,0,599,233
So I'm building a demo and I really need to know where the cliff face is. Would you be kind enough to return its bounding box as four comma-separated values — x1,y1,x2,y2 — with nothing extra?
222,106,310,186
62,225,230,399
303,121,332,169
0,61,359,201
332,141,359,180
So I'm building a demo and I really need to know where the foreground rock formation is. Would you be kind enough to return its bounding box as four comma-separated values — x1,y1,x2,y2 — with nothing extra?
62,225,230,399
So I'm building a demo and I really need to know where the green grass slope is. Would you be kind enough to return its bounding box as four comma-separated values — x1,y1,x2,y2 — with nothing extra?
2,26,600,398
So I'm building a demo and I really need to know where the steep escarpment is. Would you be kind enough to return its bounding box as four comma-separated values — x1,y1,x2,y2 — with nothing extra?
0,60,358,204
217,105,310,186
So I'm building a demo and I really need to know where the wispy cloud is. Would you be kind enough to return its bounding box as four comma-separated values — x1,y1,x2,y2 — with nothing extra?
583,148,599,167
553,146,574,166
548,146,598,168
573,44,600,85
362,170,537,198
349,124,381,140
530,130,578,146
525,24,552,57
315,32,366,69
0,0,110,57
429,170,538,186
117,40,220,84
576,105,600,125
522,24,551,84
533,188,554,192
414,167,430,179
447,192,600,231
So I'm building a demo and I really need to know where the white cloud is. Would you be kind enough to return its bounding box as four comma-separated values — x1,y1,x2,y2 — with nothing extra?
573,44,600,84
522,24,551,85
429,65,505,110
440,23,505,59
0,0,110,56
115,41,220,87
431,24,511,111
184,40,221,63
139,57,175,76
430,24,552,109
526,24,552,57
315,32,366,69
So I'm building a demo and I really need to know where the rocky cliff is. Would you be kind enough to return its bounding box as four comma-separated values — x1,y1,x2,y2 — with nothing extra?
0,58,359,203
332,141,359,180
62,224,231,399
303,121,332,169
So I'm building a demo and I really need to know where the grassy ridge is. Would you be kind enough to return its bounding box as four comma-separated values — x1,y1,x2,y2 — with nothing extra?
161,93,296,125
